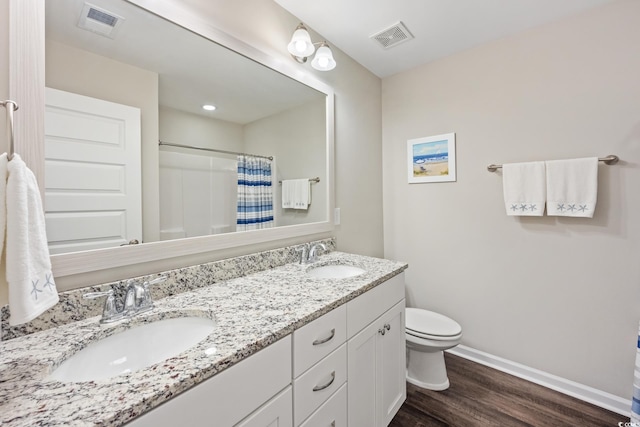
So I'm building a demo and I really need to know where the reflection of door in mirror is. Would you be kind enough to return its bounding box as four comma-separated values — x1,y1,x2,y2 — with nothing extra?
44,87,142,255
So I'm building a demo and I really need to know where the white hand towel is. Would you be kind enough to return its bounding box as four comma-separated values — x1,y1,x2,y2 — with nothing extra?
282,179,310,210
293,179,310,210
546,157,598,218
282,179,294,209
502,161,546,216
0,153,7,260
6,154,59,325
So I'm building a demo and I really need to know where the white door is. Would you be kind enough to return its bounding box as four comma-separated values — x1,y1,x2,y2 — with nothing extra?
44,87,142,254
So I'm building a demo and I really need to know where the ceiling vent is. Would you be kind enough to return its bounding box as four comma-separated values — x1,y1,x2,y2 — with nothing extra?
370,21,414,49
77,3,125,38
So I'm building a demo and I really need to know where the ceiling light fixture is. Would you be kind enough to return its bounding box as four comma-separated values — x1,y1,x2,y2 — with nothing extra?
202,104,216,111
287,23,336,71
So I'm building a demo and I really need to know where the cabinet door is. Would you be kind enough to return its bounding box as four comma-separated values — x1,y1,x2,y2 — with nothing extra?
347,319,379,427
347,300,406,427
379,301,406,426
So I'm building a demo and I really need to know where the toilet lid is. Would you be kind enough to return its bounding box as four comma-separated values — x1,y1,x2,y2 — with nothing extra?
406,308,462,337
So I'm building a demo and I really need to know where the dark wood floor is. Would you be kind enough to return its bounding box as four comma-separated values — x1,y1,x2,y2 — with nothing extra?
389,353,626,427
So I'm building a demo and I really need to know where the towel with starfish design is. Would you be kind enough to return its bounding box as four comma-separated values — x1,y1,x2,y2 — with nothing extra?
5,154,59,325
502,161,546,216
546,157,598,218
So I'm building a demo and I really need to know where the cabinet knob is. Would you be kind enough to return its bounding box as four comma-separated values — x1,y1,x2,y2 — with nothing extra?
385,323,391,331
378,327,386,335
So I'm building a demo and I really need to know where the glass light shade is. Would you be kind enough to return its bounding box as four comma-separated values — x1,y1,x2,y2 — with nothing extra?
311,44,336,71
287,26,315,58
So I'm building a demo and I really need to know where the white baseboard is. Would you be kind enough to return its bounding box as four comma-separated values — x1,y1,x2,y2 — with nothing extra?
447,345,630,417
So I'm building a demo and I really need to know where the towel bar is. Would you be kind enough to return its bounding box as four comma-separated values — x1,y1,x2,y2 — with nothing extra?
278,177,320,184
487,155,619,172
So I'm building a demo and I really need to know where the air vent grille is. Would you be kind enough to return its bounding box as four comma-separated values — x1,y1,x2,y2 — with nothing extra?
370,21,414,49
87,8,118,27
77,2,125,38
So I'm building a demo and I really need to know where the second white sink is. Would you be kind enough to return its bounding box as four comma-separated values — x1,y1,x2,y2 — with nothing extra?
49,316,215,382
307,264,366,279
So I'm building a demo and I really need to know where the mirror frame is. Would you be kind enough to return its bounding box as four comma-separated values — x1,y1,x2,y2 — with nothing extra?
10,0,334,279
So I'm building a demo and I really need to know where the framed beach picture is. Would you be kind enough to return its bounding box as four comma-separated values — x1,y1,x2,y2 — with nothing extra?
407,133,456,183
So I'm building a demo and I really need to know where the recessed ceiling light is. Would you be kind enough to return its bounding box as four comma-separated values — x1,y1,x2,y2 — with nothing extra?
202,104,216,111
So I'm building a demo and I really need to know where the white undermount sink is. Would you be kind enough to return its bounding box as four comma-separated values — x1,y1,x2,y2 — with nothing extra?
49,316,215,382
306,264,366,279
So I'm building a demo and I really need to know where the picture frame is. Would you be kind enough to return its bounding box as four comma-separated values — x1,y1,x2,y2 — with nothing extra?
407,133,456,183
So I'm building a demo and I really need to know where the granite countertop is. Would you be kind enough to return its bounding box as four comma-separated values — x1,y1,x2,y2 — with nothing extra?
0,252,407,426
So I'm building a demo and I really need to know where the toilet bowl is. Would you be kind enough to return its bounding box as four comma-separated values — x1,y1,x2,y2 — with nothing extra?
405,308,462,391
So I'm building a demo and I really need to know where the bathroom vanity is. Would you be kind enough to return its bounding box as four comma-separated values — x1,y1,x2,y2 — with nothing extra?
0,245,407,427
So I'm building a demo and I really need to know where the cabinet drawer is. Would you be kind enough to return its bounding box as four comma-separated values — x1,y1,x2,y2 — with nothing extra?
299,383,347,427
293,304,346,377
235,386,292,427
293,343,347,426
347,273,404,338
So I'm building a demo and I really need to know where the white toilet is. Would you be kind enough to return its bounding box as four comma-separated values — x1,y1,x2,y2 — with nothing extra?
405,308,463,391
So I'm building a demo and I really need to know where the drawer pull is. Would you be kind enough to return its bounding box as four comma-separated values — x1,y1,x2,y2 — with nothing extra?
312,328,336,346
312,371,336,392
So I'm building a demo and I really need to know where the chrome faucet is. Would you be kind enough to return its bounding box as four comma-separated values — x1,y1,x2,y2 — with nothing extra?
307,242,327,263
296,242,327,264
84,276,167,323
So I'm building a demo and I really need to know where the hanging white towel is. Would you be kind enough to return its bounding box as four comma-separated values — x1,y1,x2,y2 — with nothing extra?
282,179,310,210
0,153,7,259
546,157,598,218
282,179,293,209
502,161,546,216
6,154,59,325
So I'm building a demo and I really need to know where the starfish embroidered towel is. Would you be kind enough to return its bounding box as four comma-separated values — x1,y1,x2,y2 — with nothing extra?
546,157,598,218
502,161,546,216
6,154,58,325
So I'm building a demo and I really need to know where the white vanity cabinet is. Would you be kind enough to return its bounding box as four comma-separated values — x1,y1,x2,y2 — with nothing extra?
125,272,406,427
126,336,292,427
346,273,406,427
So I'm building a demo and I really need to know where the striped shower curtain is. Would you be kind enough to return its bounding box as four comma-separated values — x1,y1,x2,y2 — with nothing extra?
632,322,640,422
236,155,274,231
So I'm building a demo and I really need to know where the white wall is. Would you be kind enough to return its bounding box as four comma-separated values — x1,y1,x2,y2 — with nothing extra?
159,106,244,153
244,100,327,227
382,0,640,399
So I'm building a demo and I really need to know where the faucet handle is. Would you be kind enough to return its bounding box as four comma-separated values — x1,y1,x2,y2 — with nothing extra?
146,276,168,287
137,275,168,312
84,290,122,323
83,289,113,300
295,243,311,264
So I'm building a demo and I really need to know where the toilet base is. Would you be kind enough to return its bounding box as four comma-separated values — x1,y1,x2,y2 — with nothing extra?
406,348,450,391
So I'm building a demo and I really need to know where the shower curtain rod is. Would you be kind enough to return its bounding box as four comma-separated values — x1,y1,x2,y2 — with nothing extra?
159,141,273,160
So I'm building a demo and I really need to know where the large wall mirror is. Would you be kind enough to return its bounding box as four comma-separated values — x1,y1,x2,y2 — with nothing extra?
13,0,334,279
